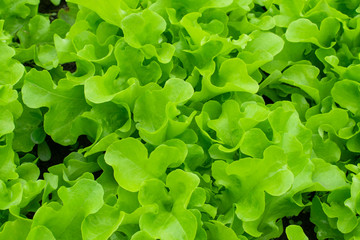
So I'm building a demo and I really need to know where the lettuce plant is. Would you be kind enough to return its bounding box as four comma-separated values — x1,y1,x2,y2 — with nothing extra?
1,0,360,239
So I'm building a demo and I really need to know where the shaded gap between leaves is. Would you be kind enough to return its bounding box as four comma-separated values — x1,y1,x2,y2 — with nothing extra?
62,62,77,73
38,0,68,14
278,209,317,239
37,135,92,179
37,135,72,179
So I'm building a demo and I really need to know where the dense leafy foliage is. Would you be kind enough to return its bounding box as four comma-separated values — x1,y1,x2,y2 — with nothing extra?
1,0,360,239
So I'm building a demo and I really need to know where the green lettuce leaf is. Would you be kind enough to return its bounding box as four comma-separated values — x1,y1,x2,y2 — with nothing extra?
22,69,91,145
104,137,187,192
30,179,104,239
